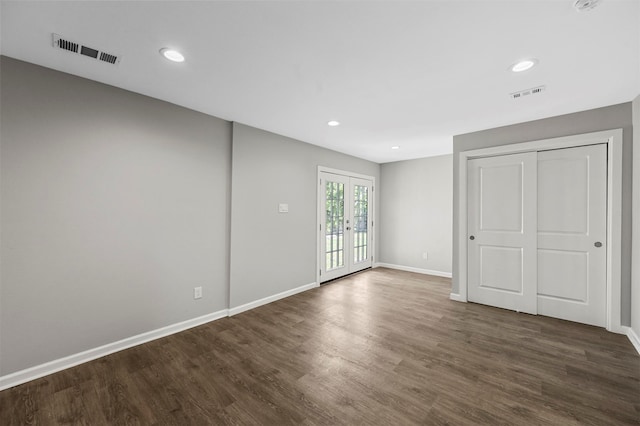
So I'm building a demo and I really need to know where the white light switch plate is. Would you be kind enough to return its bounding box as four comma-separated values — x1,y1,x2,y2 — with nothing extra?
278,203,289,213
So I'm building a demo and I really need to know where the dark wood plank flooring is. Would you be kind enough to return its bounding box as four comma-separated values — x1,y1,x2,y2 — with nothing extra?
1,268,638,425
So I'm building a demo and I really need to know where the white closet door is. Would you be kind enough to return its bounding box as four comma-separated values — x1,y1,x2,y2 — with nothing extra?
467,152,537,314
537,144,607,327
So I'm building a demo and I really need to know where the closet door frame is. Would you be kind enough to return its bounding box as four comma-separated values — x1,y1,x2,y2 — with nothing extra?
455,129,623,333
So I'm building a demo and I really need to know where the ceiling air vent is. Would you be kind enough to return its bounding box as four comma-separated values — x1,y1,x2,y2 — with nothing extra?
58,38,79,53
510,85,546,100
52,34,121,65
100,52,118,64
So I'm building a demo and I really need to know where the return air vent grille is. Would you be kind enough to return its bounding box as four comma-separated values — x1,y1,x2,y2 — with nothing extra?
100,52,118,64
510,85,546,100
52,34,121,65
58,38,79,53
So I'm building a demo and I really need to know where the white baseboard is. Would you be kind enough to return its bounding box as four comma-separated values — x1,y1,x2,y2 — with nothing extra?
2,277,634,392
627,327,640,355
0,309,228,392
374,262,452,278
609,324,631,335
229,282,318,316
0,280,321,392
449,293,466,302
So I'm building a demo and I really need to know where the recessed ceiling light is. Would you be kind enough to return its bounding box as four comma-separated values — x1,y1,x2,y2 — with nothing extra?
160,48,185,63
391,146,400,150
510,59,538,73
327,120,340,127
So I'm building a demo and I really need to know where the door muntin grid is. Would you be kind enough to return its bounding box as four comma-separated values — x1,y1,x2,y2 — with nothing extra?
325,181,345,270
353,185,368,263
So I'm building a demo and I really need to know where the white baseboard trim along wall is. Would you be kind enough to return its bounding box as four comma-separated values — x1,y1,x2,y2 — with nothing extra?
374,262,452,278
0,281,319,392
228,282,318,316
626,327,640,355
449,293,465,302
3,277,636,392
0,309,228,391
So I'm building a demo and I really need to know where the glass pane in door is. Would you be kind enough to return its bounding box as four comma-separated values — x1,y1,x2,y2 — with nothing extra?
353,185,368,263
325,181,344,270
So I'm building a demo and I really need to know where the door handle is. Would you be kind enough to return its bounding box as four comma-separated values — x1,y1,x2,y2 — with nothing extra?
594,241,602,248
469,235,475,240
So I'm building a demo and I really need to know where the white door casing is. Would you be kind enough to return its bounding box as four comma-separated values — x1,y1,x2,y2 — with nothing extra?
467,152,538,314
537,144,607,327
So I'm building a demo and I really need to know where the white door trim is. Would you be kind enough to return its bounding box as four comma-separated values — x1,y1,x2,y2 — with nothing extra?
455,129,624,333
318,166,376,181
317,166,375,285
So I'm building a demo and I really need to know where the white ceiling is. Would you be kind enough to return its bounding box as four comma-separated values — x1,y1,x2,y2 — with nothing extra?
1,1,639,163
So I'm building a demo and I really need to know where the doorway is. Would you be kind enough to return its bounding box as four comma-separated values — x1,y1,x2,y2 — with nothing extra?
318,169,374,283
467,144,607,326
456,129,623,332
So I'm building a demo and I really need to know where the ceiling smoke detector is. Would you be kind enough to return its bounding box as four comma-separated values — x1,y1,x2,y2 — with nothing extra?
573,0,603,12
52,33,121,65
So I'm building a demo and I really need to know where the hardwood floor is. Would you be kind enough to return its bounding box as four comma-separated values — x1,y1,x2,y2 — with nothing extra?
1,267,638,425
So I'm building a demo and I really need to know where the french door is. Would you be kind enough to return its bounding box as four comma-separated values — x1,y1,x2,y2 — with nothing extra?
467,144,607,326
319,172,373,282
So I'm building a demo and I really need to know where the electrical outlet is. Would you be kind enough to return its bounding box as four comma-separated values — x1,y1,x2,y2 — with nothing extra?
422,252,428,260
194,286,202,299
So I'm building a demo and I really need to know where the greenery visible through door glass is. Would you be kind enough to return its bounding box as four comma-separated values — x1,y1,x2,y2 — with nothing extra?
353,185,368,263
325,182,344,270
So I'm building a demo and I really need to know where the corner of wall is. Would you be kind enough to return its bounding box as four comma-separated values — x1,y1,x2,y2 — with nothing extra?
631,94,640,345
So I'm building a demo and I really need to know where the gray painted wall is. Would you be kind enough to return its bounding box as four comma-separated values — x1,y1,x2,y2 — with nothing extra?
0,57,379,377
632,95,640,337
379,155,452,274
0,57,232,375
1,54,634,379
229,123,380,308
452,103,634,326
